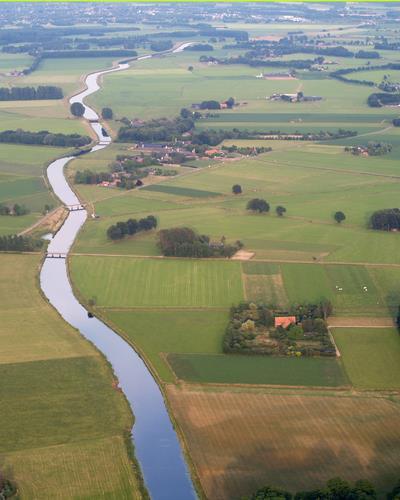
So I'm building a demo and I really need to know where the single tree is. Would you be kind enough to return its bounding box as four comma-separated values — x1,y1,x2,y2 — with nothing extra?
334,211,346,224
180,108,190,119
188,65,194,72
247,198,270,213
226,96,235,108
232,184,242,195
101,107,113,119
276,205,286,216
70,102,85,117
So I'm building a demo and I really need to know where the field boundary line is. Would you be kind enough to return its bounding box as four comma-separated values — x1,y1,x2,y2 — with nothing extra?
70,252,400,267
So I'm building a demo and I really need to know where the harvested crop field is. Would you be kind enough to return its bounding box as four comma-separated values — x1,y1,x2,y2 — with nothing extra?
168,385,400,499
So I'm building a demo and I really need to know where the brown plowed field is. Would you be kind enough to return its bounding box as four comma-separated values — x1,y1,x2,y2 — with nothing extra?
168,385,400,499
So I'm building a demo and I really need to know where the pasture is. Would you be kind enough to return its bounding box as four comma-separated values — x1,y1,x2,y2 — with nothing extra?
71,141,400,265
70,256,244,307
105,309,228,382
332,327,400,389
168,385,400,499
0,143,67,234
167,353,347,387
0,253,142,498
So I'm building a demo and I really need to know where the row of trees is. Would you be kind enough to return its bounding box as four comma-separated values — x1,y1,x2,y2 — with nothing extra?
0,129,91,147
249,477,400,500
191,128,357,147
246,198,345,223
0,85,63,101
117,116,195,143
0,234,43,252
42,49,137,58
0,203,29,216
107,215,157,240
157,227,242,258
330,63,400,88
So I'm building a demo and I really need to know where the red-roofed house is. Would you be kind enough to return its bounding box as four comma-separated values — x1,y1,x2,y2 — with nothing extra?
274,316,296,329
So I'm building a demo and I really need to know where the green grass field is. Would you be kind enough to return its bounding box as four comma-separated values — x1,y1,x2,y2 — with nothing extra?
70,256,244,307
3,17,400,500
332,327,400,389
105,309,228,382
0,143,68,234
0,253,142,498
167,353,348,386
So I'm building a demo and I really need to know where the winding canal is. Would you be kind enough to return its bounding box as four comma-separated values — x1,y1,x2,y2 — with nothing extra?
40,47,197,500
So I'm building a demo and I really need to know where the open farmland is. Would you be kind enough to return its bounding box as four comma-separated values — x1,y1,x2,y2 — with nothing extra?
167,353,347,386
70,255,244,307
332,327,400,389
71,142,400,265
0,143,67,234
167,385,400,499
0,253,142,498
3,4,400,498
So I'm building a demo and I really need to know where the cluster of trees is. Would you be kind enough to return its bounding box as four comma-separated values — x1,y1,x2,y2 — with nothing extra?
198,28,248,41
247,198,270,213
0,234,43,252
345,142,392,156
185,43,213,51
157,227,243,258
223,302,335,357
355,49,380,59
246,199,287,217
378,79,400,93
198,97,235,110
0,469,16,499
220,40,360,60
0,129,91,147
118,116,195,143
369,208,400,231
107,215,157,240
149,40,173,52
0,203,29,216
0,85,63,101
368,93,400,108
249,477,400,500
74,169,112,185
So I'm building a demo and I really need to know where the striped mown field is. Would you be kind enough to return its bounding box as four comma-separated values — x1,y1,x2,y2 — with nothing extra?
70,256,244,308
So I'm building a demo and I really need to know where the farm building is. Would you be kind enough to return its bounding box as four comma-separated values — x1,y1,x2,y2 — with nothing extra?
274,316,297,328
